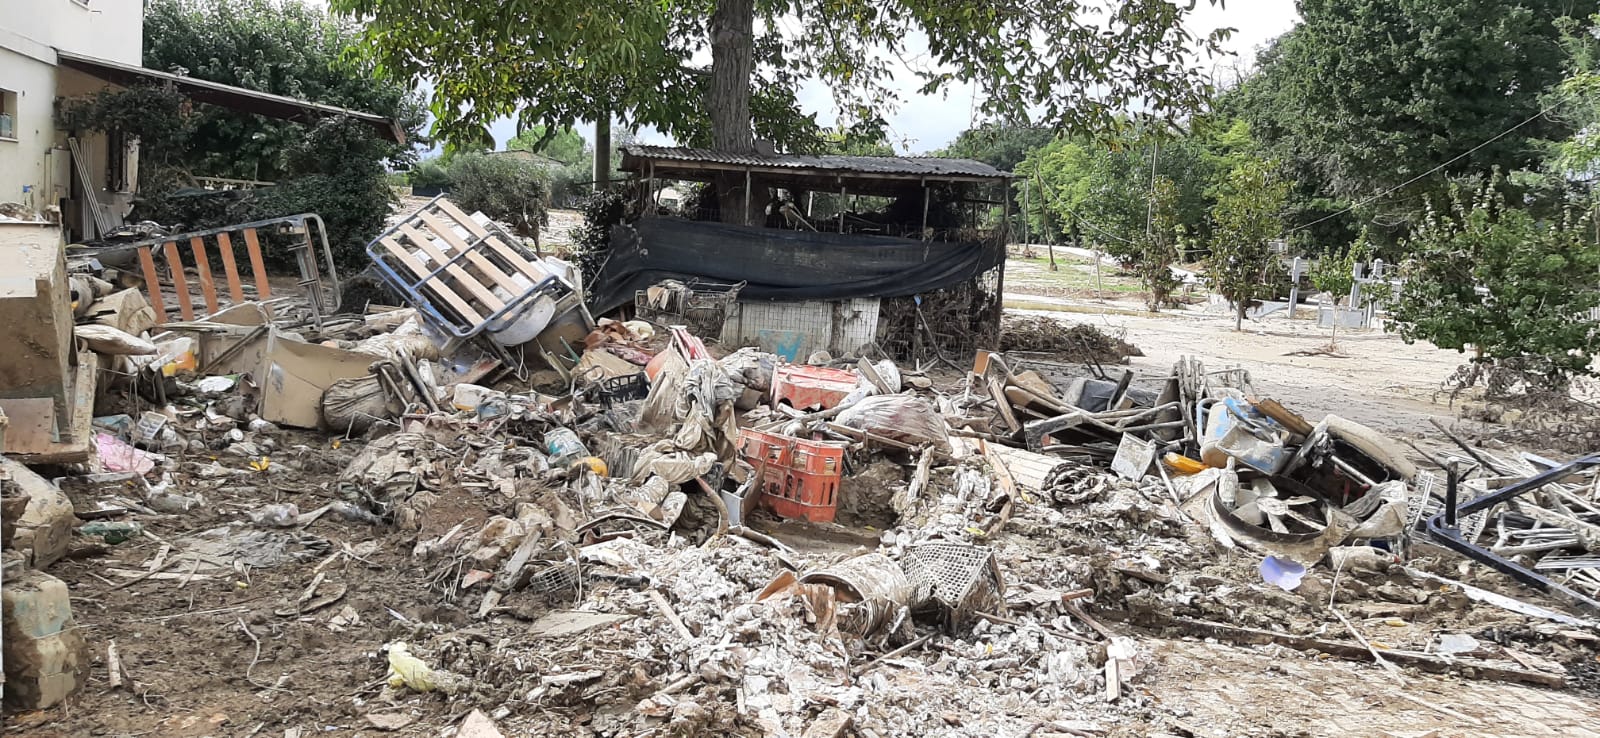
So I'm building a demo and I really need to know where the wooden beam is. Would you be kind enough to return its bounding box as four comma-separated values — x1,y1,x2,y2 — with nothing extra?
378,237,484,325
241,228,272,300
215,232,246,303
189,236,220,314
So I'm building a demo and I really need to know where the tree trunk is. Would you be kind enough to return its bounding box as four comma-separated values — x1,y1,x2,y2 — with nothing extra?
709,0,759,224
593,115,612,192
1236,303,1245,331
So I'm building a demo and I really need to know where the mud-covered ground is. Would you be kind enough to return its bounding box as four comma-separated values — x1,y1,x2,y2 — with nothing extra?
10,297,1600,738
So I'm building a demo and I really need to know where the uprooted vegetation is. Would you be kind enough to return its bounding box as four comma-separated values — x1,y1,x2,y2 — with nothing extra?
999,314,1143,363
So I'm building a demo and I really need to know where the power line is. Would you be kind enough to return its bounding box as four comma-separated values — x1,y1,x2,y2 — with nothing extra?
1288,95,1569,234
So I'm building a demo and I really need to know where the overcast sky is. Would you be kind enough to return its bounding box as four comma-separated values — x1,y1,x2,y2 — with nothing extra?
463,1,1302,154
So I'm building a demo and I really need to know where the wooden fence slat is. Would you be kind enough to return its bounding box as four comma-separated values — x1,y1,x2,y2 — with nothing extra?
400,220,522,296
216,232,246,303
431,200,544,280
242,228,272,300
161,240,195,321
137,245,168,325
189,236,220,314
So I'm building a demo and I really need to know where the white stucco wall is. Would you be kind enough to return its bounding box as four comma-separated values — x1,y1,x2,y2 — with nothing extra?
0,0,143,65
0,0,143,220
0,48,59,206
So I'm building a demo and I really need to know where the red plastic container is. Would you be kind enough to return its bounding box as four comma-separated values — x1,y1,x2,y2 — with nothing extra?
768,468,841,523
738,429,845,523
771,364,860,410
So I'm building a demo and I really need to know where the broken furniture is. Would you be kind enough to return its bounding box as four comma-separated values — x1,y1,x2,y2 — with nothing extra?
368,196,575,345
0,222,97,463
108,213,340,328
1426,453,1600,613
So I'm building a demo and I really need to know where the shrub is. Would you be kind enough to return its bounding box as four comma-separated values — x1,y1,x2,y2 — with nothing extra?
445,153,551,239
1388,177,1600,393
408,158,451,191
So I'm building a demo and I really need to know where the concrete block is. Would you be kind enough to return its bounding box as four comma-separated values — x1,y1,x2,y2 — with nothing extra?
2,565,89,710
1,457,75,569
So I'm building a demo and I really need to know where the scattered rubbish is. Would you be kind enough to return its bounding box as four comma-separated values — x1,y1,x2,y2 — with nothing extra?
1259,555,1307,591
1436,633,1480,656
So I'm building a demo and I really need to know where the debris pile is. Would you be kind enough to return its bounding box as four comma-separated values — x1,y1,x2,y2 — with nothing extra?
5,197,1600,734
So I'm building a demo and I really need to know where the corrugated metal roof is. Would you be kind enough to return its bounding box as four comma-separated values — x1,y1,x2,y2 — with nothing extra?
619,145,1011,180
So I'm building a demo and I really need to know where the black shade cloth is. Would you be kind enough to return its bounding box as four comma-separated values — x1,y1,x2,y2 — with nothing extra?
589,218,1005,313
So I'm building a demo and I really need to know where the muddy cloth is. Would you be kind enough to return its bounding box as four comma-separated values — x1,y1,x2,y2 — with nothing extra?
588,219,1006,313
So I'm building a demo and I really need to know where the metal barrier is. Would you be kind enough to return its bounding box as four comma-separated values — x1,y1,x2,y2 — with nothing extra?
121,214,339,327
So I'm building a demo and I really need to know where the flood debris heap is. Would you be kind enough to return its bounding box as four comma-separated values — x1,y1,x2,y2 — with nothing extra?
3,196,1600,735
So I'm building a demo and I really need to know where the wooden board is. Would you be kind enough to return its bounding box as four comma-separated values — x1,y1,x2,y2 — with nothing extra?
136,246,168,324
242,229,272,299
379,237,484,325
392,225,505,312
161,240,194,321
432,200,544,280
396,219,515,294
215,232,246,303
189,236,220,314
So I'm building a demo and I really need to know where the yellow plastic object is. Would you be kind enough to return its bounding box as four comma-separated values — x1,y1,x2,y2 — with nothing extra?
1162,453,1206,475
386,642,437,692
575,457,608,476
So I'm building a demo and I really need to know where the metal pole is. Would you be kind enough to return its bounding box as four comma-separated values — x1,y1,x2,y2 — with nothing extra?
744,169,752,226
920,179,930,238
838,184,846,233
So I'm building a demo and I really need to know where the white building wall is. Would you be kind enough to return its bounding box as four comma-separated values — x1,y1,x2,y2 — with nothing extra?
0,48,59,207
0,0,143,213
720,298,881,360
0,0,143,64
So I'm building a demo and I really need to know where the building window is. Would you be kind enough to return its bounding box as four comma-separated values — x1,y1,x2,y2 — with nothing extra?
0,89,17,140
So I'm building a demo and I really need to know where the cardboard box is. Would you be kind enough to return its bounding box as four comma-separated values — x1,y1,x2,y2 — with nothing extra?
259,332,374,429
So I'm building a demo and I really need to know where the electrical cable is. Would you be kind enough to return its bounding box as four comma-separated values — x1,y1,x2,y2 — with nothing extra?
1288,94,1570,234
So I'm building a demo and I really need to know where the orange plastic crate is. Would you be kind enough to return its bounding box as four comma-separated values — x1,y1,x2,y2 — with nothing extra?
740,429,792,486
789,439,844,475
766,469,840,523
738,429,844,523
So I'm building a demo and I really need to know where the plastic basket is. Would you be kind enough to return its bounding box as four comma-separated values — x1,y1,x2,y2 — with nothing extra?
597,372,649,406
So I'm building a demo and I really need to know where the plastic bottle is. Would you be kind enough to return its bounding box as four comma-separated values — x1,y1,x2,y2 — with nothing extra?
544,428,588,468
77,521,143,544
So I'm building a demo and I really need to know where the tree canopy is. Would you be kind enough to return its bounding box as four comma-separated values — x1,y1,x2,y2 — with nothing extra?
1225,0,1587,229
332,0,1231,156
143,0,426,181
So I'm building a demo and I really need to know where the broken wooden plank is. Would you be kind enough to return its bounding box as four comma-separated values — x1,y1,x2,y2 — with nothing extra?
394,224,506,312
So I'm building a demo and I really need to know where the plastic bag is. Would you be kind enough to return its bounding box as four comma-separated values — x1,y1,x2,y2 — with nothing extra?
836,394,950,450
75,324,157,356
322,375,394,434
